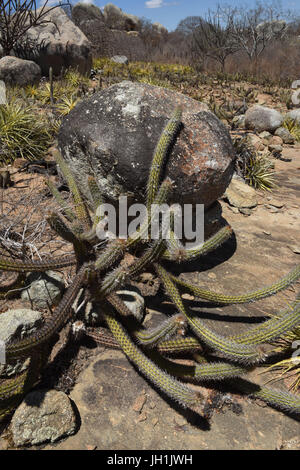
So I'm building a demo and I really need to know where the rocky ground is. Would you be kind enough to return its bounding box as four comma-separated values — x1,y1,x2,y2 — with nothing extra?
0,143,299,450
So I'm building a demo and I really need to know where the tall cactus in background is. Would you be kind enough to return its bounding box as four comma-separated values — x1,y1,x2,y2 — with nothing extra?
0,107,300,423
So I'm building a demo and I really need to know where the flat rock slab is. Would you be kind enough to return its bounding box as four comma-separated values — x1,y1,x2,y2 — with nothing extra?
45,350,299,450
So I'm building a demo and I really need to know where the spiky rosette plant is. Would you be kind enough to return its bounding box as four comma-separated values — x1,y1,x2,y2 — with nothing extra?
1,107,300,422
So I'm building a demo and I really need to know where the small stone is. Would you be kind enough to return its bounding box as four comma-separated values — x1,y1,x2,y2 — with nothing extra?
11,389,77,446
21,270,65,309
139,273,154,283
259,131,272,140
136,411,147,423
225,178,258,209
274,127,295,144
268,144,283,153
263,231,271,236
152,418,159,427
182,293,195,300
228,206,239,214
0,308,43,377
232,114,245,128
148,401,156,409
116,289,145,322
0,56,41,86
239,208,252,216
132,392,147,413
111,55,129,65
248,134,265,151
268,200,284,208
208,272,217,279
13,158,27,168
174,414,187,427
268,135,283,146
286,109,300,124
289,245,300,254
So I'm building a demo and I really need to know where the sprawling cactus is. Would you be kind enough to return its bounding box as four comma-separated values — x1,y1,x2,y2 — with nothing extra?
0,108,300,423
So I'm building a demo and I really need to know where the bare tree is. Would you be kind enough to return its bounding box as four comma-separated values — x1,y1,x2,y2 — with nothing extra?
191,6,240,72
229,1,287,72
139,17,168,60
176,16,204,36
0,1,69,56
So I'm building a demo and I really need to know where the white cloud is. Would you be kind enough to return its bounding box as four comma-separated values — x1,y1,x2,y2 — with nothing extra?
145,0,163,8
39,0,95,5
145,0,178,8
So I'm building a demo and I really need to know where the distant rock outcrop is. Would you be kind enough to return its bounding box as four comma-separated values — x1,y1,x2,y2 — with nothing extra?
72,3,146,60
103,3,141,32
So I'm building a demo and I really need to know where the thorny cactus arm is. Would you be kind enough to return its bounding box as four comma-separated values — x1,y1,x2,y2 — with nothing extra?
46,179,76,223
103,305,205,411
0,273,26,300
232,379,300,415
127,177,173,247
155,264,263,364
87,176,104,211
0,254,76,272
135,314,187,348
86,326,204,355
53,150,91,230
0,347,50,421
47,212,87,251
171,264,300,305
163,225,233,262
150,353,250,382
146,107,182,211
231,298,300,345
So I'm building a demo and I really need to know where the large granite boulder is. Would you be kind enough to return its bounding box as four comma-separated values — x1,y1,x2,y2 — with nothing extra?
20,7,92,76
245,106,283,133
0,56,41,86
71,2,107,57
58,81,235,209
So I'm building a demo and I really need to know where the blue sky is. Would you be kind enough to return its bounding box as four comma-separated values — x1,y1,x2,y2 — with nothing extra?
90,0,300,31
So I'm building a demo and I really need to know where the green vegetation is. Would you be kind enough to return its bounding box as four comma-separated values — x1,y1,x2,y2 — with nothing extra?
283,118,300,143
234,136,276,192
245,155,276,192
0,99,51,164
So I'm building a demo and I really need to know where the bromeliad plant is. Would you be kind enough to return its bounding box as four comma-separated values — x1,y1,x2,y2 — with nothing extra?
1,108,300,422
